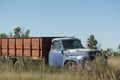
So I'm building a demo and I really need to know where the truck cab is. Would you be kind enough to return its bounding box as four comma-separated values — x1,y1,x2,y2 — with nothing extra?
49,37,100,67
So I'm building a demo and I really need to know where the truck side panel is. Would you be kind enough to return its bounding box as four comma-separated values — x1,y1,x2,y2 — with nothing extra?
16,39,22,56
0,38,43,60
1,39,8,56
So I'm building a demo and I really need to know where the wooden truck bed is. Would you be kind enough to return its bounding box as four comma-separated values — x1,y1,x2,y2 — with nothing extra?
0,37,55,61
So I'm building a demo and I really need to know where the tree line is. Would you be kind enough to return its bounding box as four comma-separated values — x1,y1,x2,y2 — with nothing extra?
0,27,30,38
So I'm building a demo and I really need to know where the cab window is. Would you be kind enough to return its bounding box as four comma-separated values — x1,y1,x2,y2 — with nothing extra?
52,41,61,50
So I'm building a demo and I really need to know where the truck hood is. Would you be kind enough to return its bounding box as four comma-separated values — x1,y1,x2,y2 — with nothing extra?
69,48,95,52
64,48,96,56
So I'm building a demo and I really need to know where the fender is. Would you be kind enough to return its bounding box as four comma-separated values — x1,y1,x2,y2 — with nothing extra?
62,55,85,67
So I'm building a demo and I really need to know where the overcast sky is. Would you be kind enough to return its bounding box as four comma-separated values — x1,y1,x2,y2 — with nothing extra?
0,0,120,50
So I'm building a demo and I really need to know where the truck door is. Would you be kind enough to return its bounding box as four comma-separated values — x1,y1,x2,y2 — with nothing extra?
49,41,63,67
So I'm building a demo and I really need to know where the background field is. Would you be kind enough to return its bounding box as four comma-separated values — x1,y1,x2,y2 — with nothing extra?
0,56,120,80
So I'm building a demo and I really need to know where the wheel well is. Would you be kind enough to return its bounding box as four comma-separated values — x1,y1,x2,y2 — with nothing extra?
64,60,76,65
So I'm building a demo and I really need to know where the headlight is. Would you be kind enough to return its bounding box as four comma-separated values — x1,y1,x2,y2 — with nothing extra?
76,56,84,59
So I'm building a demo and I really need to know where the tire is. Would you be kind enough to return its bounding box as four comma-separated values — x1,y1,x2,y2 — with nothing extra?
64,60,77,70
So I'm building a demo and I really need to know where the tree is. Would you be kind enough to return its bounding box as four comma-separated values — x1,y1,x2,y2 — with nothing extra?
14,27,21,38
87,34,98,49
22,29,30,38
0,27,30,38
8,32,13,38
0,33,8,38
118,44,120,51
10,26,30,38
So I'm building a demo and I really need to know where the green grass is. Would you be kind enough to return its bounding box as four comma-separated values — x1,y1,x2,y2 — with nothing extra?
0,56,119,80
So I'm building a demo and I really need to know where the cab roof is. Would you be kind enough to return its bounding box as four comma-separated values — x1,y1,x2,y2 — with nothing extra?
52,37,79,42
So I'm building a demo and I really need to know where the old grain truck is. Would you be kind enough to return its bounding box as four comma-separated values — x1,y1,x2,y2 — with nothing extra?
0,37,100,67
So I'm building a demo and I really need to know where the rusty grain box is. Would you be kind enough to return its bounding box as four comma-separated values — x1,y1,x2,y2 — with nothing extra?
0,37,56,61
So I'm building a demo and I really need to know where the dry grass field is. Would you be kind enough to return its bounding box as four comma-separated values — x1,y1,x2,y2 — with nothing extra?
0,56,119,80
108,56,120,69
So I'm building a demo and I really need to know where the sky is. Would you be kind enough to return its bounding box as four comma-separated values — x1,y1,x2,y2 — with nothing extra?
0,0,120,50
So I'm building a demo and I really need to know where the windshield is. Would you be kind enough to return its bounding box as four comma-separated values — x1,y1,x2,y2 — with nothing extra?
62,39,83,49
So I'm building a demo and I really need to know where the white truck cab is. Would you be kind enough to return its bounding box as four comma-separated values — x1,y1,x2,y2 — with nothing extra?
49,37,99,67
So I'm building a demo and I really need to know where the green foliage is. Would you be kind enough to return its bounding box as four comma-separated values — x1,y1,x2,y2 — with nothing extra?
87,34,98,49
0,33,8,38
103,48,120,56
13,26,30,38
8,32,13,38
14,26,21,38
118,44,120,51
22,29,30,38
0,27,30,38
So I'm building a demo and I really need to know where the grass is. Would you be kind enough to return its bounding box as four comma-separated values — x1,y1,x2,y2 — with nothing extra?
108,56,120,69
108,56,120,80
0,56,120,80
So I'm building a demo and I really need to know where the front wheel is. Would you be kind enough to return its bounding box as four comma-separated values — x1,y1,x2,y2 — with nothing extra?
64,60,78,70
